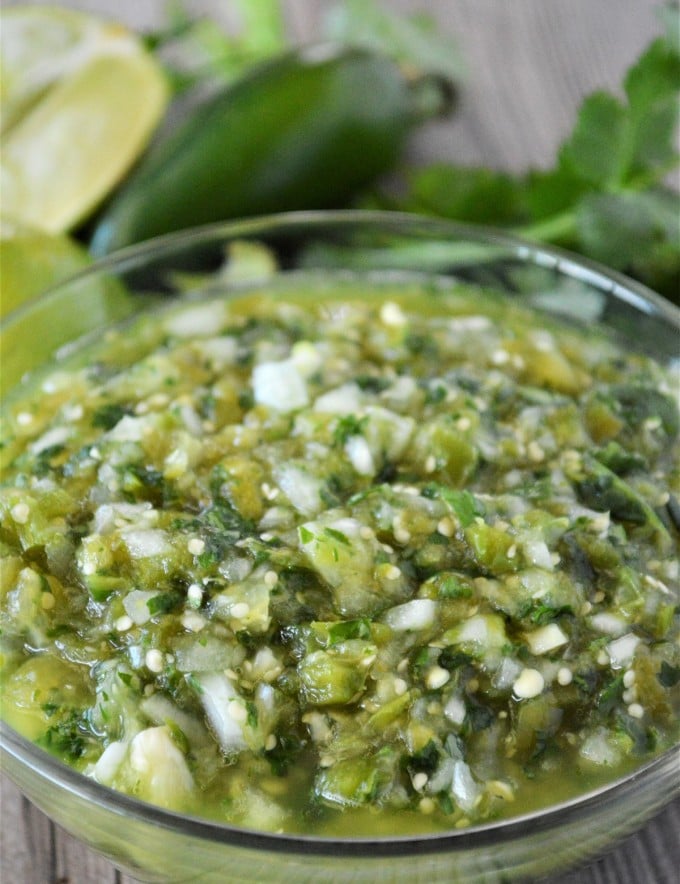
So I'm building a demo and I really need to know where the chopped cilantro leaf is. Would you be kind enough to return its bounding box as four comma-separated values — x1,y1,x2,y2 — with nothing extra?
323,527,351,546
327,618,372,644
333,414,368,446
92,402,133,430
299,526,315,544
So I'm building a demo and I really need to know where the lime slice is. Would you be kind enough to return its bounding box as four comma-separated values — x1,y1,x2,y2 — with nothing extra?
0,219,90,318
0,6,169,233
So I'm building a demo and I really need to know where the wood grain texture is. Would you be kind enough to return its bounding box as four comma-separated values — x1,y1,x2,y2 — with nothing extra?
1,2,677,882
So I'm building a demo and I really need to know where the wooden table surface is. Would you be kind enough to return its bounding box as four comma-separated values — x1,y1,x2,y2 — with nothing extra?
1,2,678,882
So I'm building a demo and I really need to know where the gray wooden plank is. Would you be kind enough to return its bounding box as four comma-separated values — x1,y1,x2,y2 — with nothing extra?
1,774,119,883
54,818,121,884
398,0,662,171
0,776,55,884
551,799,680,884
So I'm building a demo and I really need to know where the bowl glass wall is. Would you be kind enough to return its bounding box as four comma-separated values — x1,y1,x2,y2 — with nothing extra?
1,211,678,883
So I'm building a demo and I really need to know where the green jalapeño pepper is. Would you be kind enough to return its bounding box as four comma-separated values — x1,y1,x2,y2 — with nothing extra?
91,46,450,254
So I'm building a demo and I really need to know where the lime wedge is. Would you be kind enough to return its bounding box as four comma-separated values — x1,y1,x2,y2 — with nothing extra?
0,6,169,233
0,219,90,318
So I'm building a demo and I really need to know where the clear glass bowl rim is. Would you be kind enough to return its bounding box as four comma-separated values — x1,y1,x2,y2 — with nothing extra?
1,720,678,857
3,209,680,330
1,209,678,858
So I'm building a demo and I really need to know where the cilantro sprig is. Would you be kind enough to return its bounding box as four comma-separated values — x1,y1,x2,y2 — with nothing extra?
369,13,680,302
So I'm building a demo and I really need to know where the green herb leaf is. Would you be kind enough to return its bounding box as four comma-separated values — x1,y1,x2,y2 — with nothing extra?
368,26,680,301
524,165,590,222
438,648,473,670
597,674,624,715
327,618,372,644
246,700,259,729
407,739,440,775
438,574,474,599
559,92,629,187
92,402,133,430
403,164,527,225
299,526,315,544
658,661,680,687
38,709,90,761
147,591,183,616
439,486,485,527
323,527,351,546
624,37,680,170
576,189,680,274
266,732,303,776
333,414,368,446
518,600,573,626
465,696,494,732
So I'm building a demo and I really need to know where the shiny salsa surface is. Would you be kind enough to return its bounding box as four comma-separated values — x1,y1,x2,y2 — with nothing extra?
1,277,679,836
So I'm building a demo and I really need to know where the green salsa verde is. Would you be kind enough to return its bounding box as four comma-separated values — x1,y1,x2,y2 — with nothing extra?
1,276,679,836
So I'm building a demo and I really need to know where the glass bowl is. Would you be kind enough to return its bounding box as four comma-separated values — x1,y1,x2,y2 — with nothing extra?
1,211,678,883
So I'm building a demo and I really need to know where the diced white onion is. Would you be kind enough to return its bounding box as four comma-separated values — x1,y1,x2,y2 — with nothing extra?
290,341,322,377
179,404,203,436
345,435,375,476
302,710,333,743
106,415,149,442
122,529,171,558
194,672,248,754
29,426,70,455
172,636,246,673
522,538,554,571
383,598,437,632
313,383,363,414
449,315,491,332
250,648,283,683
258,506,294,529
580,727,621,766
382,375,418,405
200,336,238,366
444,695,467,727
94,502,154,534
255,681,276,715
380,301,407,326
525,623,569,655
252,359,308,412
123,590,160,625
452,761,481,812
606,633,640,668
493,657,523,691
363,406,415,460
92,741,128,785
140,694,208,744
455,614,489,645
427,757,455,794
218,557,253,583
275,464,323,516
128,726,194,806
325,517,363,539
590,612,628,636
164,302,226,338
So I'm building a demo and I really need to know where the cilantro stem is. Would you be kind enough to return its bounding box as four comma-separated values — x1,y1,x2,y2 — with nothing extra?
515,210,576,245
514,158,679,248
